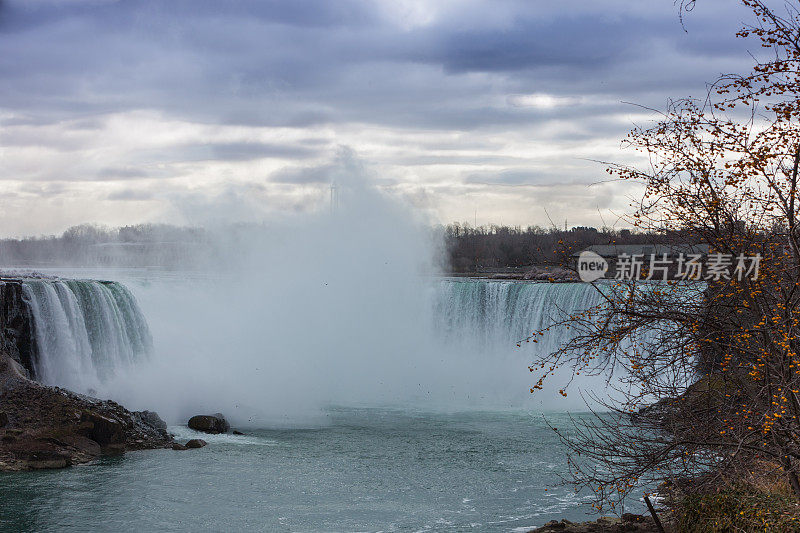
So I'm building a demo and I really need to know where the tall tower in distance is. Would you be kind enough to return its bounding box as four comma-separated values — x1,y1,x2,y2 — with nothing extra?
330,182,339,215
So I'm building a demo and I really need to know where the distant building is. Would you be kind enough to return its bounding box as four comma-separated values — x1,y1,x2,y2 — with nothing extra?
569,226,598,232
89,241,206,267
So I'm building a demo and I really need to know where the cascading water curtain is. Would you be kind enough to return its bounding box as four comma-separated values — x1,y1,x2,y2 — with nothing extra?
432,279,604,354
22,280,152,393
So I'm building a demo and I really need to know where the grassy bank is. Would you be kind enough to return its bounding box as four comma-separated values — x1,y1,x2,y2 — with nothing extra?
672,470,800,532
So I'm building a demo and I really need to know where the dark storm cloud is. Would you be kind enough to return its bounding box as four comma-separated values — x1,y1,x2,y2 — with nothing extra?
167,142,320,162
417,15,651,73
107,188,154,201
270,164,337,184
0,0,378,32
0,0,754,130
97,167,151,180
18,182,70,198
208,142,319,161
115,142,321,166
0,0,770,233
463,169,593,187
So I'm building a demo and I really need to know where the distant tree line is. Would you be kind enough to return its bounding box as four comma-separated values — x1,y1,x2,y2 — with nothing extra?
444,223,677,272
0,221,687,272
0,223,212,268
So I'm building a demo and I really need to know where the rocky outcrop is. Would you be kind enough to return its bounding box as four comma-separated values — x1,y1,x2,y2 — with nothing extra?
529,514,660,532
472,267,580,281
523,266,580,282
133,410,169,439
188,413,229,434
0,352,172,471
185,439,207,449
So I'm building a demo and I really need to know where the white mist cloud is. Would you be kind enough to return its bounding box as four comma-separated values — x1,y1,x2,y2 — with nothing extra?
94,157,596,426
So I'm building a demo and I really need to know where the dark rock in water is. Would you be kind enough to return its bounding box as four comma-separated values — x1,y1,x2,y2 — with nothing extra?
188,414,229,434
534,520,574,531
529,514,660,532
24,450,72,470
0,352,173,471
80,412,123,447
232,430,244,435
102,443,126,456
185,439,207,449
621,513,647,523
171,442,188,451
133,410,169,440
212,413,230,433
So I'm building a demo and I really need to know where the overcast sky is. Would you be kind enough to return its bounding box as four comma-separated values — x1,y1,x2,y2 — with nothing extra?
0,0,761,236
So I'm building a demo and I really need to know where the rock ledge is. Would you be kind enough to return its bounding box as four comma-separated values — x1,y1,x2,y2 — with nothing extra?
529,514,661,532
0,352,172,471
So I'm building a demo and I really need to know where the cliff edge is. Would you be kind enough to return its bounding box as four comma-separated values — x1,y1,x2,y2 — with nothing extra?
0,351,172,471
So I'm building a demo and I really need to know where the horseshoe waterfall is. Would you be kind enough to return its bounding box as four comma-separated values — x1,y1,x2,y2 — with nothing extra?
0,275,615,531
1,277,603,397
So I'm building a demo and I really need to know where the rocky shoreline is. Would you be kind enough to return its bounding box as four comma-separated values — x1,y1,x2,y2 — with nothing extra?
450,266,580,281
529,513,663,532
0,351,173,471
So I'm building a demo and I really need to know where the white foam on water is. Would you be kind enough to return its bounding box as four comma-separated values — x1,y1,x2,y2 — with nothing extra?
168,426,278,447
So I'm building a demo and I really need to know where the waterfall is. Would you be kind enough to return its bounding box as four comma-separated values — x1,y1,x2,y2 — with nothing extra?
432,279,604,354
21,279,152,393
10,275,605,409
